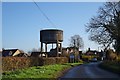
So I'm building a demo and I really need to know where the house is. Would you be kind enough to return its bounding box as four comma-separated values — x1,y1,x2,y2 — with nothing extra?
86,48,98,56
30,52,47,57
30,52,40,57
2,49,28,57
49,47,62,57
0,51,2,57
67,47,80,62
85,48,103,61
86,50,98,55
49,48,57,57
48,47,79,57
61,47,80,62
61,48,68,57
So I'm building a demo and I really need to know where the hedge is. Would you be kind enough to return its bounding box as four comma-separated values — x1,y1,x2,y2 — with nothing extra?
2,57,68,72
99,60,120,74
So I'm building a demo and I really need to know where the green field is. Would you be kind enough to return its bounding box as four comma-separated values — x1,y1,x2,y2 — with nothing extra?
2,63,82,78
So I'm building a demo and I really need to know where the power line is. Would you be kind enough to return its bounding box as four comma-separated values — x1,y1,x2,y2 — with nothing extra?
33,0,57,28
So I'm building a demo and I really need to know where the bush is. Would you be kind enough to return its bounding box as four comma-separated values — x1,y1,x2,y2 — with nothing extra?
2,57,68,72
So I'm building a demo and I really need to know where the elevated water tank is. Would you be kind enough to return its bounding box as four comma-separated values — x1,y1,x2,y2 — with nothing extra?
40,29,63,43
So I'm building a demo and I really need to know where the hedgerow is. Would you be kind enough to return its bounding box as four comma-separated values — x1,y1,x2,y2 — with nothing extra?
2,57,68,72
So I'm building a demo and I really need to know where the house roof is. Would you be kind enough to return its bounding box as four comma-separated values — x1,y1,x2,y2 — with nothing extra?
86,50,99,55
2,49,18,56
62,47,67,49
67,47,79,50
30,52,40,57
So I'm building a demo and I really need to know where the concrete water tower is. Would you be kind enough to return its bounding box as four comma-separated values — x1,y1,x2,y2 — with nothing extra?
40,29,63,57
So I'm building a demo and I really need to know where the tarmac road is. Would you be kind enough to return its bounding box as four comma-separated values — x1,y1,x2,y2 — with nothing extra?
60,62,120,80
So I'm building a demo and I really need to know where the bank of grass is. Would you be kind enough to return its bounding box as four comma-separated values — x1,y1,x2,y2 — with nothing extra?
99,60,120,74
2,62,83,79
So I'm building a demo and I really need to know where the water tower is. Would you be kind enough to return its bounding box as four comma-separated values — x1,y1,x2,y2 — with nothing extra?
40,29,63,57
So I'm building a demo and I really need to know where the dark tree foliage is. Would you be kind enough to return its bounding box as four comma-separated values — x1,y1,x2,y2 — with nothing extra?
86,2,120,53
69,35,84,49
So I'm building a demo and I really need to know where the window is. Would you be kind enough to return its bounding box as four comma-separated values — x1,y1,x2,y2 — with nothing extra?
9,51,12,56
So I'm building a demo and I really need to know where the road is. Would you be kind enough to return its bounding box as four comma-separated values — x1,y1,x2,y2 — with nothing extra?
60,62,120,80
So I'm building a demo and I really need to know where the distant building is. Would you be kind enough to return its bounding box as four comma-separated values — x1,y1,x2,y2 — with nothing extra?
2,49,28,57
48,46,62,57
61,47,80,62
0,50,2,57
30,52,47,57
86,48,99,56
85,48,104,61
49,48,57,57
30,52,40,57
61,48,68,57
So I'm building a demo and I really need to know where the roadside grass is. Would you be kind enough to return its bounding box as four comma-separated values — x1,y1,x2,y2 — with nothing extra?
64,62,83,67
2,62,83,79
99,60,120,74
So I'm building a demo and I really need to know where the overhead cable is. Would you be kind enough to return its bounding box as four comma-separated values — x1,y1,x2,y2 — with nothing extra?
33,0,57,28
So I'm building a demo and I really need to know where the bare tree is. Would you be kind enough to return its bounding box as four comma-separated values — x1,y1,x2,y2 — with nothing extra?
69,35,84,49
86,2,120,53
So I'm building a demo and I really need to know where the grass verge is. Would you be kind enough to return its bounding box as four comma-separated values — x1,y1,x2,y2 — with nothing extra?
2,62,83,79
99,61,120,75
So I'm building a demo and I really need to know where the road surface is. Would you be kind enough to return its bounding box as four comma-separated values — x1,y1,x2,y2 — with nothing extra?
60,62,120,80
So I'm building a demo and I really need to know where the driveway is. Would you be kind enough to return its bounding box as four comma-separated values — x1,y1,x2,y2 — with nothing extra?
60,62,120,80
